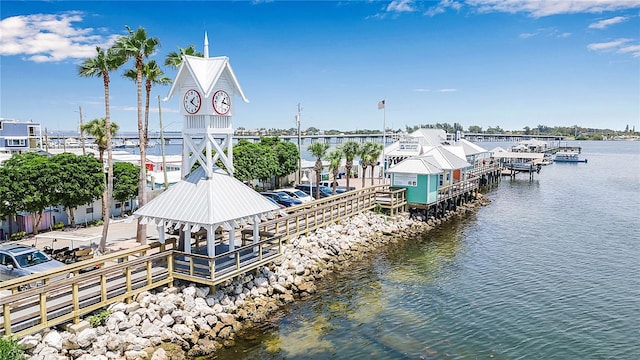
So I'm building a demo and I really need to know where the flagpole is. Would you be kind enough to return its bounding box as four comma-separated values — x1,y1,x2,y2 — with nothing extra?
382,99,386,184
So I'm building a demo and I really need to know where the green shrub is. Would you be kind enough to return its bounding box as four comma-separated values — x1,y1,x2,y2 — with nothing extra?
9,231,26,241
0,336,27,360
89,309,111,327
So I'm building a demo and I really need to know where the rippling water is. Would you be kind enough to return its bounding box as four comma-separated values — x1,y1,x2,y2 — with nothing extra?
213,141,640,360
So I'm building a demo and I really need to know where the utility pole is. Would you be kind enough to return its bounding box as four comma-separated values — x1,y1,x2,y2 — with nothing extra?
158,96,169,189
296,103,302,184
78,106,86,155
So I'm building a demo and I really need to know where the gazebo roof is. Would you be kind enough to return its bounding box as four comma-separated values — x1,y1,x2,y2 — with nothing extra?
133,166,281,231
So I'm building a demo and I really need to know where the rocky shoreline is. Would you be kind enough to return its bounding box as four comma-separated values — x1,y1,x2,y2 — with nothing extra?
21,195,489,360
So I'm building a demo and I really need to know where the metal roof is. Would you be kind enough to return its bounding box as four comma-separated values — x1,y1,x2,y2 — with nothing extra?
133,166,281,231
387,155,442,175
422,146,473,170
165,55,249,103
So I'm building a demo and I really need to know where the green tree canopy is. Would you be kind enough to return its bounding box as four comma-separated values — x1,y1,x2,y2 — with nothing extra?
233,140,279,188
260,137,299,187
113,162,139,211
1,153,57,235
50,153,105,227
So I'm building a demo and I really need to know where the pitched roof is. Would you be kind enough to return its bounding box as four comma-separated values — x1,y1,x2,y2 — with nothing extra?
133,166,280,231
422,146,472,170
165,55,249,103
387,155,442,175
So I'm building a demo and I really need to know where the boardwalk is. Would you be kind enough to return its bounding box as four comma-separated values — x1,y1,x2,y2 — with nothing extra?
0,185,403,337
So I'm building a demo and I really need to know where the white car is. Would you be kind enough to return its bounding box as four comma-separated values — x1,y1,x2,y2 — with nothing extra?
276,188,314,203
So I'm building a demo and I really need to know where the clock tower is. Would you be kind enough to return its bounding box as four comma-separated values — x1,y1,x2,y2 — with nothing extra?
166,33,249,179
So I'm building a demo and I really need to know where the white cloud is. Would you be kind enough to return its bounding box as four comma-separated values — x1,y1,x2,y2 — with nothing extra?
618,44,640,57
0,12,118,62
588,16,629,29
425,0,462,16
587,38,631,51
519,32,537,39
465,0,640,17
412,88,431,92
386,0,417,13
437,88,457,92
587,38,640,57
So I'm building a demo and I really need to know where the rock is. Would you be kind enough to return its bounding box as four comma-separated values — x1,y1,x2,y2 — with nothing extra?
151,348,168,360
18,334,41,350
109,302,127,313
157,313,174,326
43,330,63,351
195,286,210,298
125,302,141,314
105,332,124,352
124,349,149,360
182,286,196,298
76,328,97,348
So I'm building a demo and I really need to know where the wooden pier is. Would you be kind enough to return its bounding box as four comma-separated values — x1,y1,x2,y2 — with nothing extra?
0,185,406,338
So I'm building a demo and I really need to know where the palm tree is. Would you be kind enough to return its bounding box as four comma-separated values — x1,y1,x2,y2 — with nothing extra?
164,44,203,69
327,148,343,195
113,26,159,244
367,142,384,185
78,46,124,253
358,142,376,189
124,60,171,149
81,118,120,162
307,142,330,199
340,141,360,191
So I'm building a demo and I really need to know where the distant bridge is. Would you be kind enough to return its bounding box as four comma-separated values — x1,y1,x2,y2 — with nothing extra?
103,132,565,146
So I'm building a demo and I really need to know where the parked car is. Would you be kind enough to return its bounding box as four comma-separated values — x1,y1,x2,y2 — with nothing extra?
264,196,286,209
260,191,302,207
0,244,67,288
276,188,314,203
295,184,333,199
319,181,355,194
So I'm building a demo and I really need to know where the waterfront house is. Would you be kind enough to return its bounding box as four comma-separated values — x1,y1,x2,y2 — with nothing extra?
387,145,473,206
0,118,43,154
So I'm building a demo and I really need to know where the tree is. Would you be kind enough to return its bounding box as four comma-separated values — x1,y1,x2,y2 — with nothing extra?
233,140,278,188
1,153,57,235
327,148,343,194
113,25,160,244
0,165,24,235
358,142,377,188
124,60,171,149
113,162,139,213
467,125,483,133
50,153,104,227
78,45,124,253
164,44,203,69
81,118,120,163
340,141,360,191
366,142,384,186
307,142,329,199
260,137,299,188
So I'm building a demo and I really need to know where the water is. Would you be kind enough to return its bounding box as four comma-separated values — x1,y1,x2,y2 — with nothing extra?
212,141,640,359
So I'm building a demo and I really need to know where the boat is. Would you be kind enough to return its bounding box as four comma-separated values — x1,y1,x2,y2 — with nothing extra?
554,151,587,163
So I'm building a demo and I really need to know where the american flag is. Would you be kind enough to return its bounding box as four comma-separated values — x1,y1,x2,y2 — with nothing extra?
378,99,385,109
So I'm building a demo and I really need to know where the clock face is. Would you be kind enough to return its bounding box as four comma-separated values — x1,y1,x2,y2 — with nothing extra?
212,90,231,115
183,89,201,114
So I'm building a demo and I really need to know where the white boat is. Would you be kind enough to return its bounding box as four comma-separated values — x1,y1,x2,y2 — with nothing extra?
554,151,587,163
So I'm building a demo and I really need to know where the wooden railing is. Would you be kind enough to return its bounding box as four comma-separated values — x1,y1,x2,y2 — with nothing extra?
0,240,177,337
0,184,407,337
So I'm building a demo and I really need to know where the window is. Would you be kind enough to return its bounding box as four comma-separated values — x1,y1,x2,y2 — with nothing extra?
115,203,121,209
439,174,444,186
125,201,130,207
0,121,3,130
28,126,37,136
86,207,93,214
7,139,26,147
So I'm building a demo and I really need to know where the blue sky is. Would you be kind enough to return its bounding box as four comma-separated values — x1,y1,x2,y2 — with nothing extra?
1,1,639,134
